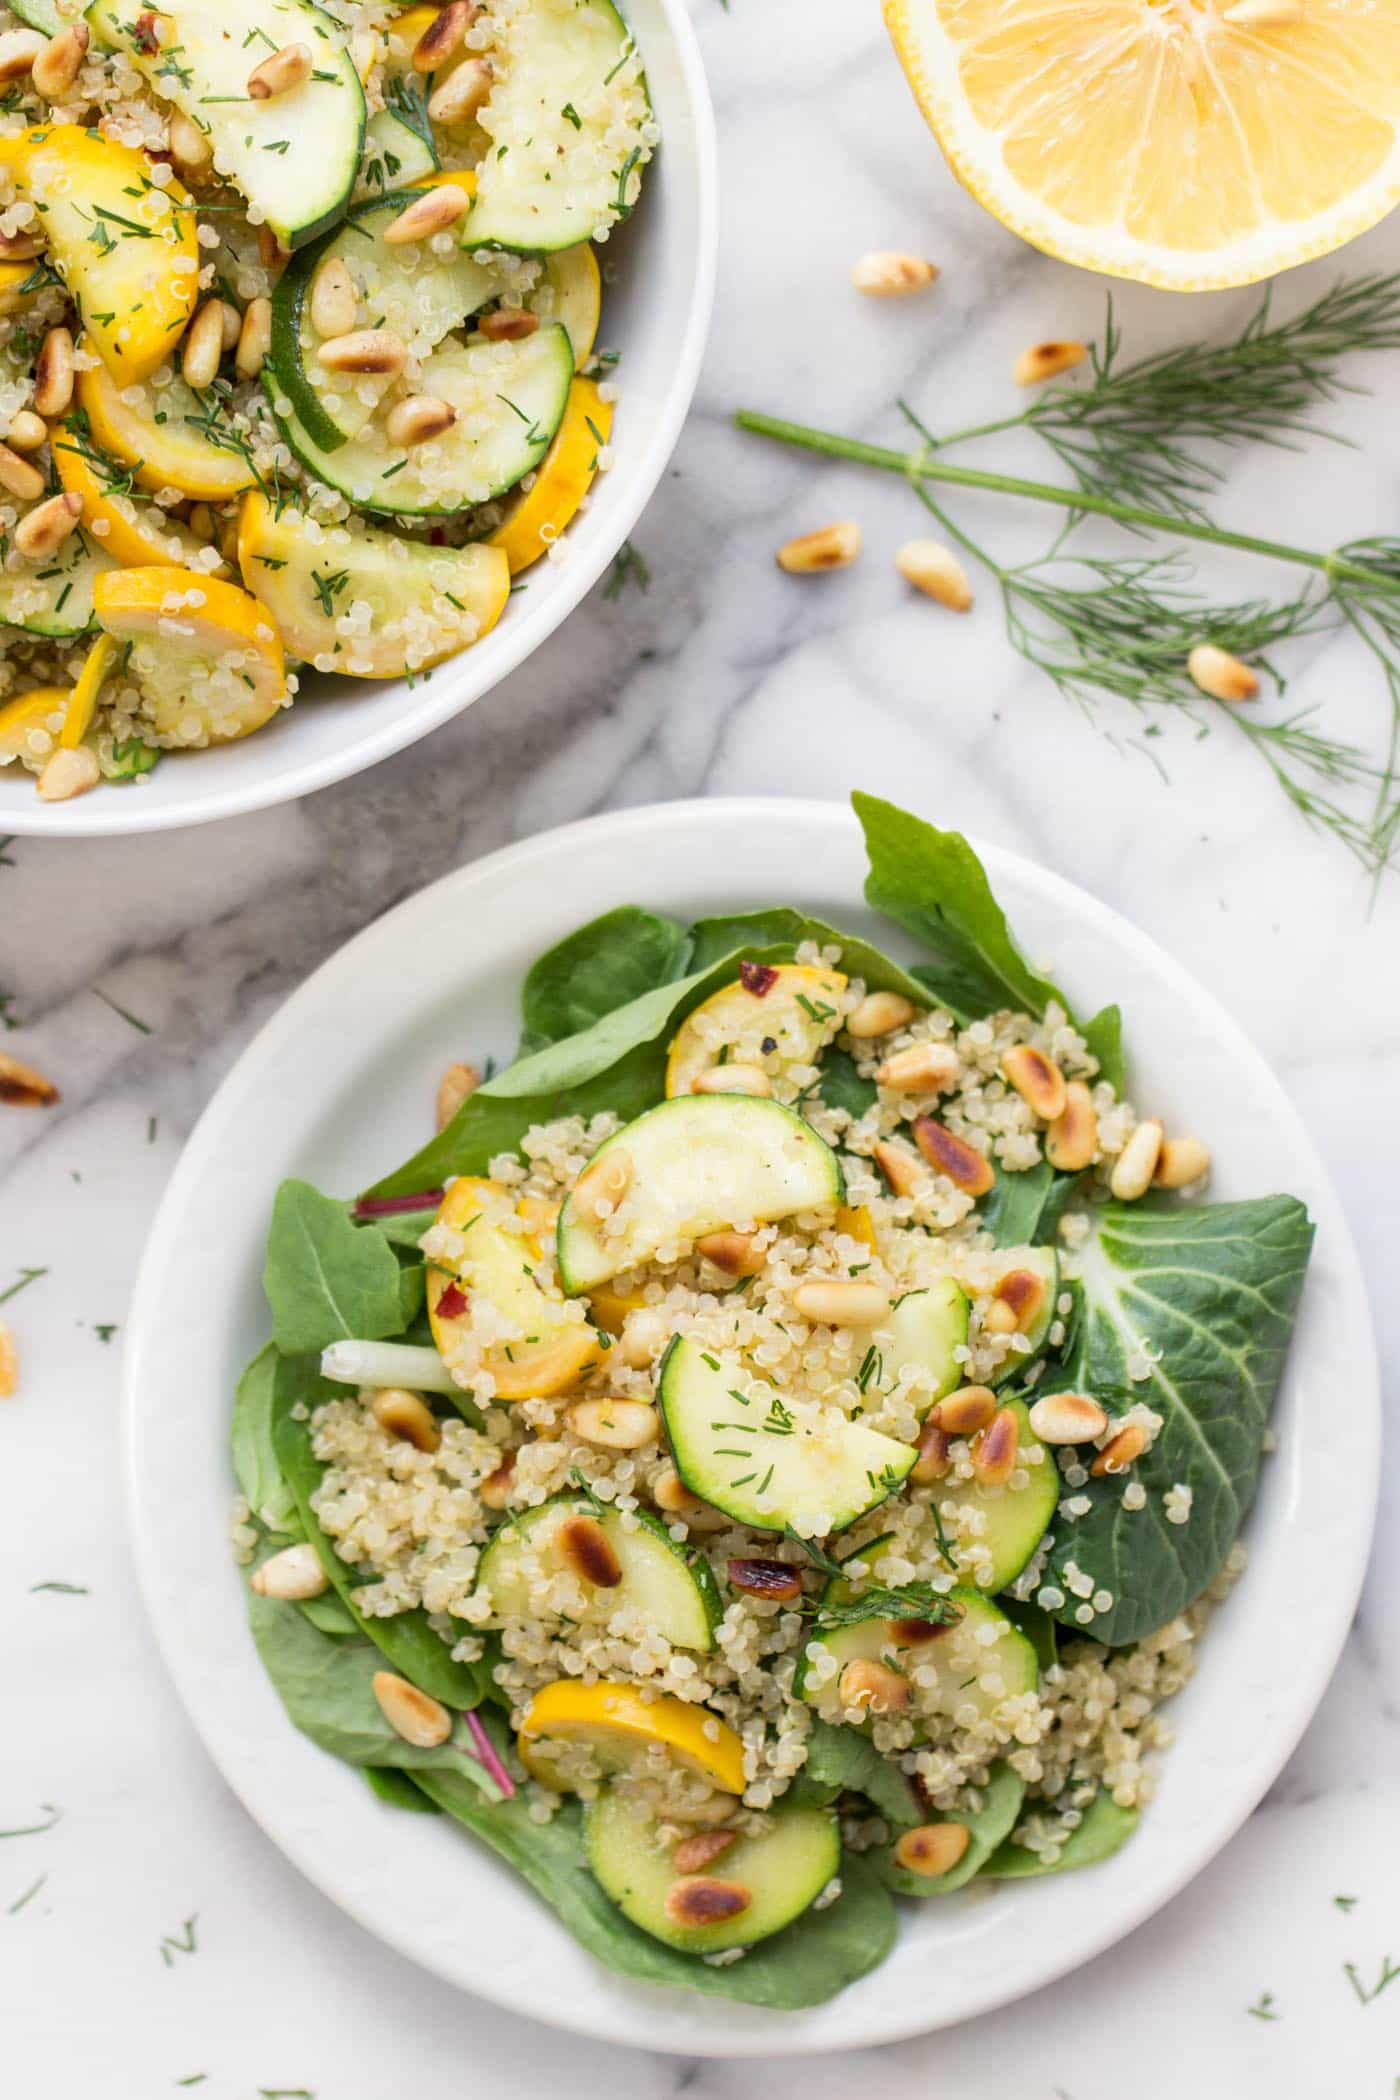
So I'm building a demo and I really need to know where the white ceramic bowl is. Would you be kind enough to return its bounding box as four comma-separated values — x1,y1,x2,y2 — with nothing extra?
1,1,716,838
122,798,1380,2055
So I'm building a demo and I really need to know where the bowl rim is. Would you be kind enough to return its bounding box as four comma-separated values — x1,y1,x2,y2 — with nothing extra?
0,0,718,839
121,796,1381,2055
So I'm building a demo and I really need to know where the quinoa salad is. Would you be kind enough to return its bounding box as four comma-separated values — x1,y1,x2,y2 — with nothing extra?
0,0,651,804
232,794,1314,2008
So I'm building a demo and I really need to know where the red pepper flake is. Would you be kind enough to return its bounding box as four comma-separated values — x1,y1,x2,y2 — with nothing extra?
133,10,161,52
739,961,778,998
435,1280,468,1320
727,1556,803,1602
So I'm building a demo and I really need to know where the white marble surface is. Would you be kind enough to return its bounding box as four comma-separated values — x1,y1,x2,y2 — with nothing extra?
4,0,1400,2089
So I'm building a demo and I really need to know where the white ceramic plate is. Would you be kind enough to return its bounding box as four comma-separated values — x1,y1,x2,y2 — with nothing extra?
123,798,1380,2055
1,0,715,838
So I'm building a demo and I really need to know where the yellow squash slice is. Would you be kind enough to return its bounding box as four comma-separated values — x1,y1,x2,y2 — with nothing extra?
76,352,259,503
517,1681,747,1794
488,376,611,576
0,686,67,768
93,567,287,746
52,423,220,570
0,128,198,380
885,0,1400,290
666,963,849,1097
426,1175,604,1398
58,633,118,749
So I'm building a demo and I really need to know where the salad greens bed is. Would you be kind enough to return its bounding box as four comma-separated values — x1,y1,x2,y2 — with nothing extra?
233,792,1313,2008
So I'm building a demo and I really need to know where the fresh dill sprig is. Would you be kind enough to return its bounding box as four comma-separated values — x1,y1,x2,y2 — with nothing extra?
808,1579,963,1634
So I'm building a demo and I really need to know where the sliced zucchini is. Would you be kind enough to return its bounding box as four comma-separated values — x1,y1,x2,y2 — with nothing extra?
425,1174,603,1398
8,0,61,33
462,0,652,253
872,1279,969,1416
556,1094,844,1294
665,964,849,1098
986,1246,1059,1388
269,189,500,451
236,494,510,679
657,1336,914,1538
356,104,439,201
796,1539,1038,1734
927,1396,1057,1593
517,1679,746,1795
266,322,573,515
0,526,110,637
981,1788,1139,1879
473,1492,720,1651
87,0,366,250
585,1788,840,1954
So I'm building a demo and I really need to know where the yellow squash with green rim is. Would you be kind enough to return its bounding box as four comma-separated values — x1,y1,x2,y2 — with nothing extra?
517,1680,747,1794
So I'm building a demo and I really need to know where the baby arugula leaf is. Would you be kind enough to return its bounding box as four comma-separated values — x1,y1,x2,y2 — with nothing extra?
981,1787,1138,1879
879,1761,1025,1896
264,1181,406,1354
1038,1194,1314,1645
518,905,692,1054
788,1718,921,1829
231,1343,297,1531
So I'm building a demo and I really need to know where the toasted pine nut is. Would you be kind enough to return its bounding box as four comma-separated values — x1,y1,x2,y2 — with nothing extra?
619,1307,671,1368
1046,1079,1097,1172
0,445,44,505
248,40,312,97
371,1387,441,1452
168,110,211,170
989,1266,1047,1333
427,55,493,123
727,1556,803,1602
694,1230,764,1277
0,230,42,261
383,183,471,243
414,0,476,67
839,1658,910,1714
435,1059,480,1130
32,326,74,419
776,520,861,574
790,1278,891,1327
971,1406,1019,1486
385,393,458,447
32,22,88,99
1222,0,1303,21
1014,340,1087,386
216,300,241,352
316,328,407,376
932,1384,997,1436
691,1062,771,1097
1027,1391,1108,1445
673,1829,737,1874
893,1822,970,1877
910,1419,950,1483
876,1042,959,1092
0,1052,58,1105
1001,1043,1067,1121
872,1138,923,1197
5,409,45,452
0,1319,14,1398
851,249,938,297
982,1298,1019,1335
912,1116,995,1196
180,299,225,390
845,991,916,1038
251,1542,328,1600
258,222,290,274
0,29,46,82
653,1462,729,1531
1092,1421,1149,1476
235,295,272,381
478,1451,515,1508
1188,643,1258,703
373,1670,451,1748
309,255,358,340
664,1877,751,1927
557,1512,622,1588
573,1146,631,1220
37,744,100,802
15,491,81,560
567,1397,658,1450
896,537,973,612
478,307,540,342
1154,1136,1211,1188
1109,1117,1164,1201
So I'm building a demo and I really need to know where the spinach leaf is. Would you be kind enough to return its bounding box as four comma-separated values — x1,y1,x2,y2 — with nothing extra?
364,1767,440,1814
978,1160,1081,1248
271,1354,489,1708
813,1047,877,1121
297,1588,360,1638
686,908,930,1006
230,1343,296,1530
999,1598,1058,1670
246,1573,504,1795
789,1719,920,1827
519,906,692,1054
982,1788,1138,1879
354,1203,440,1249
1039,1195,1313,1645
416,1772,897,2008
853,794,1127,1089
264,1181,407,1354
878,1762,1025,1896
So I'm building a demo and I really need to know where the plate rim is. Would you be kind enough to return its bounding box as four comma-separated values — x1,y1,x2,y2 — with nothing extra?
121,795,1381,2055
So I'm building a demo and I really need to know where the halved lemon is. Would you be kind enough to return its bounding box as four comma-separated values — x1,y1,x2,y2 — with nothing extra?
885,0,1400,289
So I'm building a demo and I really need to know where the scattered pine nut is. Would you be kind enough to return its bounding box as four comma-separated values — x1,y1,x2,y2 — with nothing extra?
673,1829,737,1874
247,40,312,98
846,990,916,1038
990,1266,1047,1332
372,1670,451,1747
1154,1135,1211,1188
694,1230,764,1276
1000,1043,1067,1121
726,1555,803,1602
168,110,211,170
1014,340,1088,386
0,1052,58,1105
1046,1079,1098,1171
567,1397,658,1449
37,745,100,802
385,394,458,447
790,1278,891,1327
316,329,407,376
371,1387,441,1451
690,1062,771,1097
876,1042,960,1092
1092,1420,1150,1476
896,537,972,612
931,1384,997,1436
5,410,45,453
776,521,861,574
1027,1391,1108,1444
413,0,476,69
1109,1117,1164,1200
971,1405,1019,1485
436,1060,480,1130
912,1115,995,1195
478,308,540,342
557,1512,622,1587
893,1822,970,1877
383,184,471,244
851,250,938,297
664,1878,751,1927
428,56,493,125
15,491,81,560
653,1463,729,1531
0,1319,15,1397
573,1146,631,1219
251,1542,328,1599
309,255,358,340
872,1137,923,1197
839,1657,910,1713
478,1451,516,1509
1188,644,1258,702
0,442,46,502
32,22,88,100
180,299,226,391
235,296,272,381
910,1419,950,1483
0,29,46,83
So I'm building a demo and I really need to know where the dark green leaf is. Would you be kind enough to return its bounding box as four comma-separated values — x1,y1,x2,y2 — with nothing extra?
230,1343,296,1530
977,1160,1081,1248
264,1181,406,1354
396,1260,425,1329
879,1762,1024,1896
364,1767,440,1814
813,1047,877,1121
685,907,930,1006
788,1719,920,1828
999,1598,1058,1670
519,906,691,1053
1081,1002,1125,1093
982,1788,1138,1878
1039,1195,1313,1644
